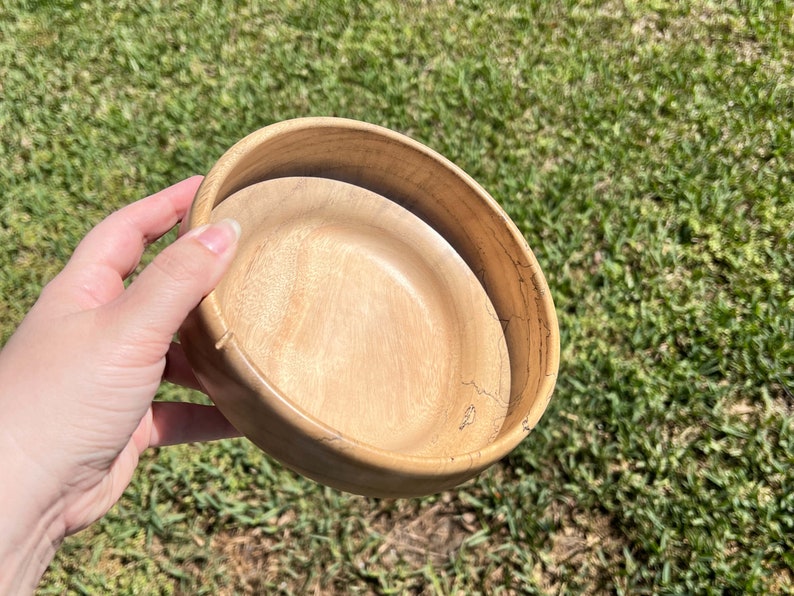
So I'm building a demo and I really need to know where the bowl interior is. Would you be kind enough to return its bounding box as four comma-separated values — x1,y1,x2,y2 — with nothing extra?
210,177,511,456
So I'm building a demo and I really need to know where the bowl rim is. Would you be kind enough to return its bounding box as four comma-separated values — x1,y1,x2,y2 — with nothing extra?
185,116,560,479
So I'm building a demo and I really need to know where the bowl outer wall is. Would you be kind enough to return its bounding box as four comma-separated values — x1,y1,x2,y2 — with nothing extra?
179,117,560,497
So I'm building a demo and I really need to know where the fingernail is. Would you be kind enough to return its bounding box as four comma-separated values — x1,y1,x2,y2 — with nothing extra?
195,219,241,255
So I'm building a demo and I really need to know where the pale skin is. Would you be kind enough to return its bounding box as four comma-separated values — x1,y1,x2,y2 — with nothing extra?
0,177,242,593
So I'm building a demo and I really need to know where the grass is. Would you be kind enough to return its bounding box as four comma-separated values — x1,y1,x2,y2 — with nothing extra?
1,0,792,593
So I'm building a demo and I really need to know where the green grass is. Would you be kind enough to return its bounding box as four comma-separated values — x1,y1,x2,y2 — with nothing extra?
1,0,792,593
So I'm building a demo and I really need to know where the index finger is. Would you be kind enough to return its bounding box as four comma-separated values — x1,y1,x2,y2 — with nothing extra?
53,176,204,309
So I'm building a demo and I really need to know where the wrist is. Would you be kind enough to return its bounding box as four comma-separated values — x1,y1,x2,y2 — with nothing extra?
0,434,66,594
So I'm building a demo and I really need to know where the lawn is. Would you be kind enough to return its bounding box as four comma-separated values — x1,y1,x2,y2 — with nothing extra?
1,0,792,593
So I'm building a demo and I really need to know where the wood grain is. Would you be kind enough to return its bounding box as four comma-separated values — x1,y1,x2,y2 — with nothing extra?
211,177,510,456
179,117,559,497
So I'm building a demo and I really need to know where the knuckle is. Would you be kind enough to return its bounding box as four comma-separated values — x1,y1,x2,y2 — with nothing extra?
150,246,205,286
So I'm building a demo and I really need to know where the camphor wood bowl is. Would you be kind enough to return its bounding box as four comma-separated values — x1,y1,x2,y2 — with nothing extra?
179,117,559,498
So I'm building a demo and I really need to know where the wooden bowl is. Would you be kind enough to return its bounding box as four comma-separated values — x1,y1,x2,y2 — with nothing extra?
180,117,559,497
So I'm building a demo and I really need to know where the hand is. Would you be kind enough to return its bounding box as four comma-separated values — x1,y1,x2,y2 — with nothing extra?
0,177,241,592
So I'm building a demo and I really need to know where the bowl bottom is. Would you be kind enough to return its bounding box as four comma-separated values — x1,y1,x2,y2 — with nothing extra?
210,177,511,457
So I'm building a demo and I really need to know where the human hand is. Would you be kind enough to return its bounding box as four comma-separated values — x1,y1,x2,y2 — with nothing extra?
0,177,241,592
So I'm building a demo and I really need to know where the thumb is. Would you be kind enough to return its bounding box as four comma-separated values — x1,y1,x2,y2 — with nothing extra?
117,218,241,342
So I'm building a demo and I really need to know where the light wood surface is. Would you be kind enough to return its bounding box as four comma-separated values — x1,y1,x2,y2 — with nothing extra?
211,177,510,456
179,117,560,497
